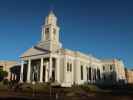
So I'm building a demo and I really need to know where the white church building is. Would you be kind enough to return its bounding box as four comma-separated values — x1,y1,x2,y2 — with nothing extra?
20,11,126,87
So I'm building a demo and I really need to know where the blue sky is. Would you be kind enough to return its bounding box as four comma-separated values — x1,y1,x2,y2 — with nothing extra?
0,0,133,68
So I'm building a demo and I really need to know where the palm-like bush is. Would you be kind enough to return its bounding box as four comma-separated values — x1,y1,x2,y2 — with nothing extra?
0,69,8,81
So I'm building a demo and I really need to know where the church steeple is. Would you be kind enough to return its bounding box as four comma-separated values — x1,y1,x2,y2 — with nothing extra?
45,10,57,26
38,10,62,51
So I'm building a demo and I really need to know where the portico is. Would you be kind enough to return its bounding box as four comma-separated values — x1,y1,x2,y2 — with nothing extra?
20,54,60,83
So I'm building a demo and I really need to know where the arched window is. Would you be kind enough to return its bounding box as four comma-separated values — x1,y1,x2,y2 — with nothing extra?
94,69,97,80
67,63,69,72
45,28,49,40
86,67,89,80
89,67,91,80
103,66,105,71
97,69,101,80
81,65,83,80
67,63,72,72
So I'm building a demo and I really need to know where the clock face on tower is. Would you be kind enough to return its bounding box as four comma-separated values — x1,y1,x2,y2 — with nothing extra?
45,28,49,40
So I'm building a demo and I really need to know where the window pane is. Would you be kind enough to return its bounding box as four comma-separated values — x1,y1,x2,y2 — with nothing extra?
110,65,113,70
103,66,105,70
89,67,91,80
67,63,69,72
81,65,83,80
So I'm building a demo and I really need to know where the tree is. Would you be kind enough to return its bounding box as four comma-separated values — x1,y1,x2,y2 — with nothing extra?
0,69,8,81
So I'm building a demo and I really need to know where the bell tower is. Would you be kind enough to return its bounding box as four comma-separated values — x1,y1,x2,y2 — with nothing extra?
38,11,62,51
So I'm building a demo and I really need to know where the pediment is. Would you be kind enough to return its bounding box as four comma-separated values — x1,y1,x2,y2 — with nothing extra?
20,46,50,58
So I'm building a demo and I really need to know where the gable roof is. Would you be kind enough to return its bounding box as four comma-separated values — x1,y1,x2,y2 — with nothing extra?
20,46,50,58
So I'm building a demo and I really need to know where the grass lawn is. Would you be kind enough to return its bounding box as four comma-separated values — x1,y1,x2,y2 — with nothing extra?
0,82,133,100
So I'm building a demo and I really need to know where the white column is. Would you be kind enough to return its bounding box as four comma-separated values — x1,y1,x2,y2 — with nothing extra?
10,73,12,81
20,60,24,83
91,68,93,83
96,67,98,81
94,67,96,83
84,65,87,82
39,58,43,83
75,58,80,84
9,71,12,81
15,74,17,80
49,57,52,80
64,56,68,83
27,59,31,83
72,61,74,84
45,62,49,82
12,73,14,80
92,68,94,83
56,57,60,83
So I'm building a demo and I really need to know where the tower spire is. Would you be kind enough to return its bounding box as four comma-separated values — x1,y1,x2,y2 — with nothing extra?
49,9,54,15
38,9,62,51
46,10,57,26
48,9,56,18
48,0,56,20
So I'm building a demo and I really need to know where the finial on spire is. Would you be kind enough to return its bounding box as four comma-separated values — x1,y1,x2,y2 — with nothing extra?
45,9,57,26
48,0,56,16
48,9,56,18
49,10,54,15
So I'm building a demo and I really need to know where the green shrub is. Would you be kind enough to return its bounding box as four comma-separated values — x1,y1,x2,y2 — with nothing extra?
0,81,8,91
79,83,101,92
0,70,8,81
21,83,50,93
3,79,9,85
